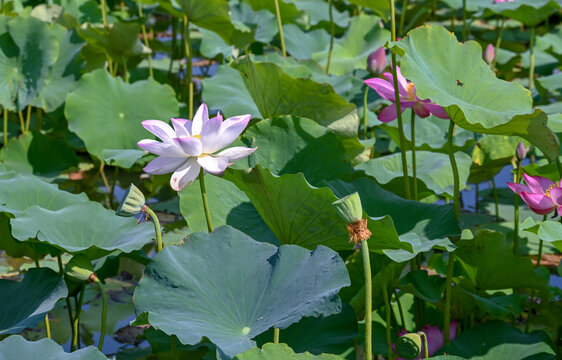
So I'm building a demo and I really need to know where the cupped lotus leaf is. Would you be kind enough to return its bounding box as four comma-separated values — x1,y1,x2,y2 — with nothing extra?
312,14,390,76
10,201,155,259
0,16,59,111
231,57,358,137
0,173,88,216
178,173,277,245
224,166,413,253
235,343,343,360
65,69,179,160
438,320,555,359
238,116,363,185
0,268,67,335
356,151,472,197
134,226,350,358
389,25,559,162
455,230,548,291
0,335,107,359
0,132,79,177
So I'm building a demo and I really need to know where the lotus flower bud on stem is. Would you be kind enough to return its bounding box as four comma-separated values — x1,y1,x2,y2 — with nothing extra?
516,142,527,161
484,44,494,64
367,46,387,75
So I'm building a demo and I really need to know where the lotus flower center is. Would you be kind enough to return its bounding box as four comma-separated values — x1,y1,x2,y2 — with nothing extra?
192,134,201,139
405,82,417,100
545,184,555,198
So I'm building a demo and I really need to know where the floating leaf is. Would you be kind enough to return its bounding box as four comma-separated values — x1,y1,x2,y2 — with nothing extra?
389,25,559,162
134,226,350,358
0,335,107,359
65,69,179,160
0,268,67,335
235,343,343,360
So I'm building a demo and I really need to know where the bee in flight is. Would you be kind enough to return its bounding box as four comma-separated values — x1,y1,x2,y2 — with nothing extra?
456,79,465,87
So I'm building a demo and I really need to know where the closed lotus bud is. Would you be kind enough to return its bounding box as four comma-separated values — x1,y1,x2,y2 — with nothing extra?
65,254,94,282
116,183,146,217
516,142,527,160
484,44,494,64
367,47,386,75
396,333,422,359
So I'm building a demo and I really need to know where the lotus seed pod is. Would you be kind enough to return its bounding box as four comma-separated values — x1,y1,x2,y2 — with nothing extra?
116,183,146,217
65,254,94,282
516,142,527,161
332,192,363,224
396,333,422,359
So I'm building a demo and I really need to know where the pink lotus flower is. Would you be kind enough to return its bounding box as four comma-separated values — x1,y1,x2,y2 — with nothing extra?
507,174,562,215
364,66,449,122
138,103,257,191
395,321,458,360
367,46,387,75
484,44,495,64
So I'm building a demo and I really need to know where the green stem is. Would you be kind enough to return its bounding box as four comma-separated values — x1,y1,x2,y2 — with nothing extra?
443,253,455,345
57,255,75,345
171,336,178,359
273,328,280,344
144,206,162,252
93,276,107,352
419,331,429,359
513,160,522,255
492,17,505,70
18,110,25,134
34,254,52,340
393,289,406,330
72,284,85,350
363,85,369,139
183,15,193,119
411,260,421,329
537,214,547,267
100,0,108,26
461,0,467,41
491,177,499,221
109,167,119,207
137,0,153,78
399,0,407,37
529,27,535,89
199,169,214,232
3,108,7,145
36,108,42,132
447,120,460,220
325,0,335,75
390,0,410,200
25,105,31,133
273,0,286,57
382,280,393,360
168,16,177,79
361,240,372,360
122,56,128,83
411,111,417,200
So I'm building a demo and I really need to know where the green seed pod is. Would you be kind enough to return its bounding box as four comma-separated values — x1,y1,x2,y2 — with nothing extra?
65,254,94,282
396,333,422,359
116,183,146,217
332,192,363,224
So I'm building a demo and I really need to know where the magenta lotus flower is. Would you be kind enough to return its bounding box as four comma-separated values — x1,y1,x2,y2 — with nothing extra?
494,0,514,3
484,44,495,64
138,103,257,191
367,46,387,75
364,66,449,122
507,174,562,215
395,321,458,360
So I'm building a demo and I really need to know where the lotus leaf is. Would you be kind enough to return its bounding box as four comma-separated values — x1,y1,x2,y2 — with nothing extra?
235,343,343,360
0,335,107,359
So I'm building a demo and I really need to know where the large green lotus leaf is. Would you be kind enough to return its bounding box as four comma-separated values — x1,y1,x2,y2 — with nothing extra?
241,0,302,23
399,270,446,303
536,72,562,97
238,116,363,185
0,268,67,335
55,0,103,24
0,132,78,177
389,25,559,162
327,177,460,241
459,286,526,318
438,320,555,359
235,343,343,360
178,174,277,245
224,166,412,253
290,0,349,27
469,135,525,183
356,151,472,197
479,0,560,27
454,230,548,291
134,226,350,358
0,335,107,359
10,202,154,258
283,25,330,60
102,149,145,169
231,57,358,137
345,0,389,18
0,16,59,111
230,2,277,44
255,304,357,356
0,173,88,217
312,14,389,76
520,217,562,252
201,64,261,118
65,69,179,160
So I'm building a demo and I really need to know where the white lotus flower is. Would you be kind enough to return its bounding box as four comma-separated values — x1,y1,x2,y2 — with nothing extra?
138,103,256,191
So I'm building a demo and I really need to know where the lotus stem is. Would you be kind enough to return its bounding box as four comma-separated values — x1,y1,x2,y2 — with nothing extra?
92,275,107,352
18,110,25,134
144,206,162,252
122,56,128,83
199,169,214,232
529,27,535,89
411,111,417,200
72,283,86,351
399,0,407,36
325,0,335,75
273,328,280,343
171,336,178,359
100,0,108,26
137,0,153,78
57,255,75,343
461,0,467,41
513,159,522,255
447,120,460,220
363,86,369,139
273,0,286,57
382,280,393,359
109,167,119,207
183,14,193,119
393,289,406,330
25,105,31,133
36,108,42,132
33,254,52,340
2,108,7,144
492,17,505,70
442,252,455,345
361,240,372,360
419,331,429,358
491,177,499,221
536,215,547,267
390,0,411,200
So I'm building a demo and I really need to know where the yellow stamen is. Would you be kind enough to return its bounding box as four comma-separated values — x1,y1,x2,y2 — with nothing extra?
405,82,417,100
545,184,555,198
192,134,201,139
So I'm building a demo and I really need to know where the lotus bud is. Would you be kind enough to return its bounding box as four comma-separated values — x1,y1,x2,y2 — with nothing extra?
65,254,94,282
333,193,371,244
367,47,386,75
396,333,422,359
484,44,494,64
116,183,146,217
516,142,527,161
